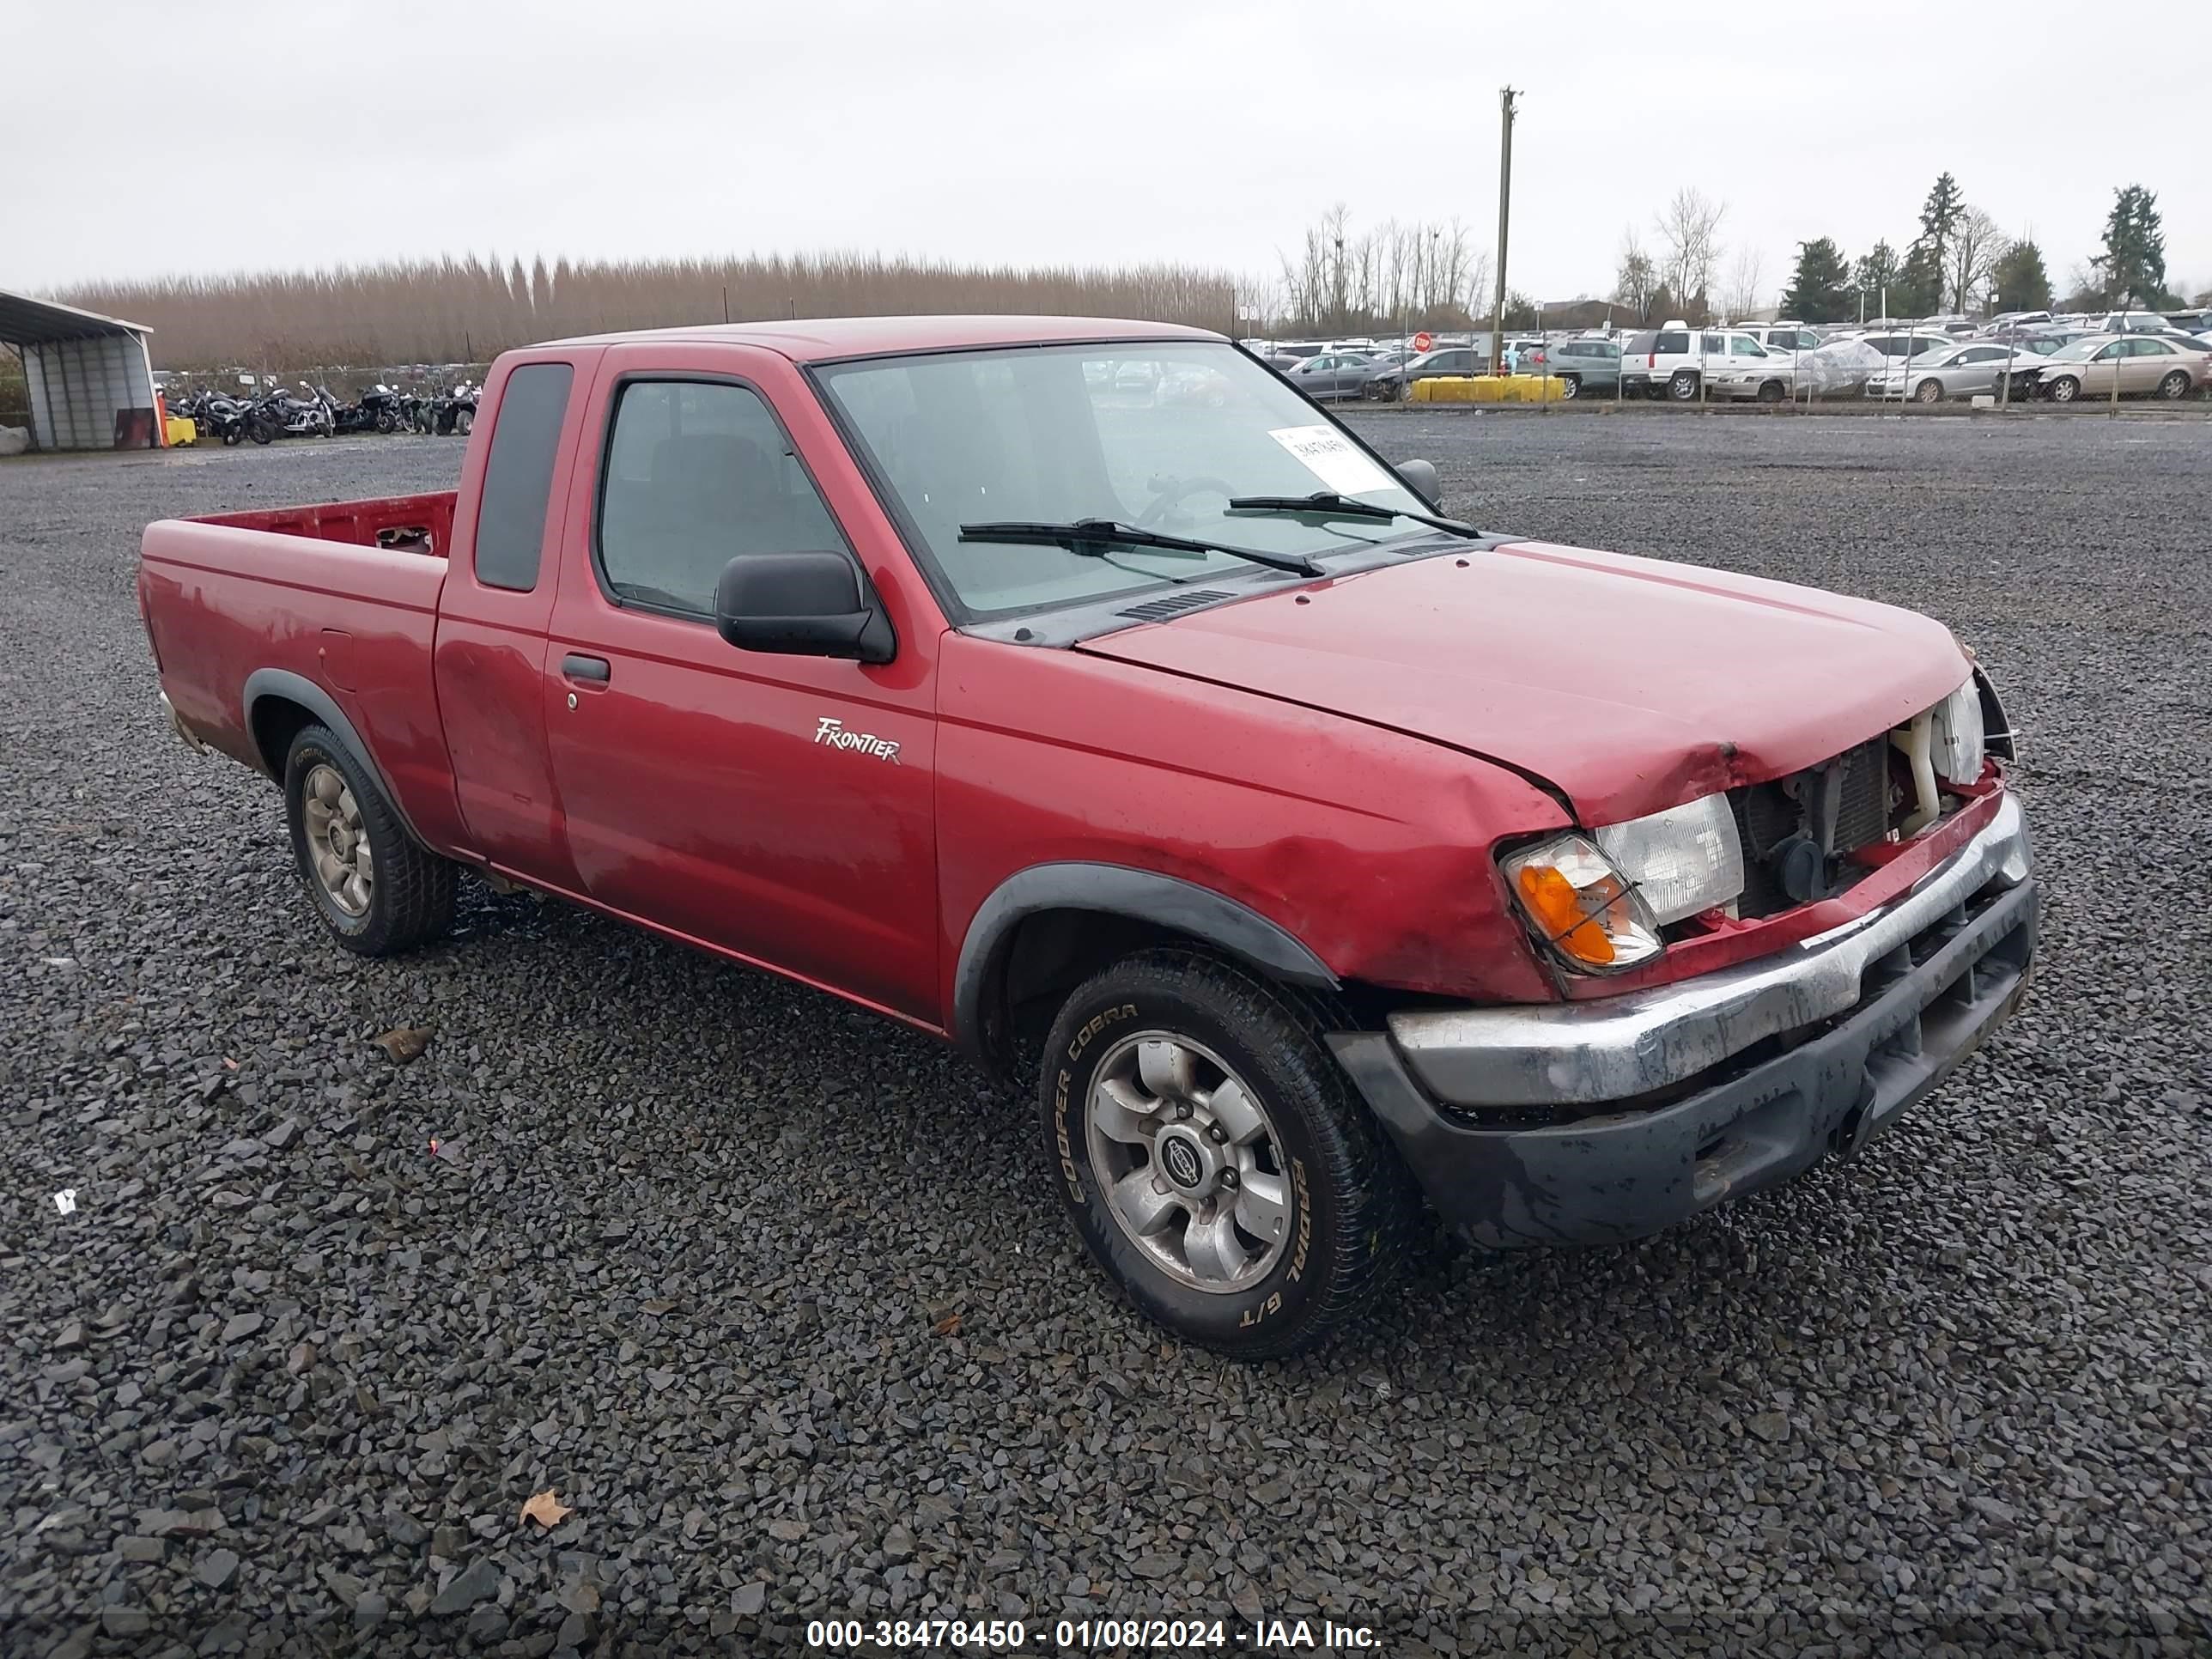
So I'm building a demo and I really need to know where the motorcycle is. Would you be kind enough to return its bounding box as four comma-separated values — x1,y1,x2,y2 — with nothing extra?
330,385,405,435
249,385,336,443
171,391,252,446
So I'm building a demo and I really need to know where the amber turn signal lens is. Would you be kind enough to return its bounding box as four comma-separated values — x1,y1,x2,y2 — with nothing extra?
1516,865,1618,966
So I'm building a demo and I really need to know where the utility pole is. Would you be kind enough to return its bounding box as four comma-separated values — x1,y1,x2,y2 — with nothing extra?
1488,88,1518,376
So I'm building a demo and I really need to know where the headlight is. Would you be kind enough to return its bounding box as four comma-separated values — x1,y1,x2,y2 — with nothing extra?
1501,836,1664,974
1595,793,1747,924
1504,793,1746,974
1930,674,1985,786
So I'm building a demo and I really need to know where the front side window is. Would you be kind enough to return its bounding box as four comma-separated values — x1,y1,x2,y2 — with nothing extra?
816,341,1427,621
597,380,847,617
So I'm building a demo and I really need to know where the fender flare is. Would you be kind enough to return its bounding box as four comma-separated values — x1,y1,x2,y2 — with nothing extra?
241,668,428,848
951,861,1338,1058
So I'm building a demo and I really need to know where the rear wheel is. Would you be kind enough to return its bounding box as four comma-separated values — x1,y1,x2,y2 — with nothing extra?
1040,951,1418,1359
283,725,456,956
1668,369,1700,401
2046,375,2080,404
1914,377,1943,404
2158,369,2191,399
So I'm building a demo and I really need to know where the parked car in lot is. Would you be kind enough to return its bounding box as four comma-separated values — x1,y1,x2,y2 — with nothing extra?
1865,340,2037,403
1703,332,1796,402
2008,333,2211,402
1620,325,1785,400
139,315,2037,1358
1523,337,1621,398
2099,310,2177,336
1360,345,1484,400
1280,350,1381,401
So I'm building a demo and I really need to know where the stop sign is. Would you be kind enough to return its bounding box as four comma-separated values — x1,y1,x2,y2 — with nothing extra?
1412,331,1434,352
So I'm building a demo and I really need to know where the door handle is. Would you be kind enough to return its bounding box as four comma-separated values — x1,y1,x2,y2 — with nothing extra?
561,653,611,684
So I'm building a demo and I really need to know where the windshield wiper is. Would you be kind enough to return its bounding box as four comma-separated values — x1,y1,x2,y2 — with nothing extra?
1225,491,1482,540
957,520,1322,577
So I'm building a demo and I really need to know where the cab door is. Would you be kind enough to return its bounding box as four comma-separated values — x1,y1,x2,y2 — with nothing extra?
539,343,947,1024
432,349,600,886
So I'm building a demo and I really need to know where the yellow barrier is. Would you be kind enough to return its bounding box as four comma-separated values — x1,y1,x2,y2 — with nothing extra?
164,416,198,447
1408,374,1568,404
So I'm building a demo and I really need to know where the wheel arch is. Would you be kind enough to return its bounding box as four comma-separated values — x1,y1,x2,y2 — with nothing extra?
952,863,1339,1083
242,669,430,848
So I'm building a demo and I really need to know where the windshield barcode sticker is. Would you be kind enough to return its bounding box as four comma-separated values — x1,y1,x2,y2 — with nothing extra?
1267,425,1395,498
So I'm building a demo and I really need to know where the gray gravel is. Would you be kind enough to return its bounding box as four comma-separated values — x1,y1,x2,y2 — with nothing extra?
3,416,2208,1656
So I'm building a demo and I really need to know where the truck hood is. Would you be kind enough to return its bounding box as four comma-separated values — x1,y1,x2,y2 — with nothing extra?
1075,539,1971,825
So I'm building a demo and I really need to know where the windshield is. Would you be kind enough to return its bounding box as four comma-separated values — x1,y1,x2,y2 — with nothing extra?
815,342,1428,619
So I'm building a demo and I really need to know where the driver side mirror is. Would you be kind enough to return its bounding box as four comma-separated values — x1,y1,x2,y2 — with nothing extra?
714,550,895,665
1396,458,1443,510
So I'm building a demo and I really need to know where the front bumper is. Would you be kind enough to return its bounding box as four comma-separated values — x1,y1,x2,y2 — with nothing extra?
1329,795,2037,1248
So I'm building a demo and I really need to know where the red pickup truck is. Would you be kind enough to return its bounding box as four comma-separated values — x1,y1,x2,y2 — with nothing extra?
139,316,2036,1358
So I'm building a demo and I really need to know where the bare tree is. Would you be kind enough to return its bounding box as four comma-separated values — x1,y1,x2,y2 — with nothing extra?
1948,207,2007,313
1613,228,1659,321
1654,188,1727,320
1723,247,1765,321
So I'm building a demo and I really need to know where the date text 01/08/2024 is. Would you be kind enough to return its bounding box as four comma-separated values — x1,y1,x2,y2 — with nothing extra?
804,1618,1383,1650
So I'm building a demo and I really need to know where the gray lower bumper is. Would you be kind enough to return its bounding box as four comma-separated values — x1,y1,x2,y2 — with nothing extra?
1329,798,2038,1249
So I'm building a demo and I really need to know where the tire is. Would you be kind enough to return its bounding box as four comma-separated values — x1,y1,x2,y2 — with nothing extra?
1758,379,1786,404
1558,374,1581,400
2046,375,2080,404
454,406,475,436
376,409,398,434
1914,377,1943,404
283,724,456,957
1039,949,1419,1359
1668,369,1700,401
249,416,276,445
222,425,242,447
2158,370,2191,400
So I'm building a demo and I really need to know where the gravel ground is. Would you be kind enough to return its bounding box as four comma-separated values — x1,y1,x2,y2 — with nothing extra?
3,416,2207,1657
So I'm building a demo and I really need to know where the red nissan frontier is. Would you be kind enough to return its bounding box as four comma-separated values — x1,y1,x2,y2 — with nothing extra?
138,317,2036,1358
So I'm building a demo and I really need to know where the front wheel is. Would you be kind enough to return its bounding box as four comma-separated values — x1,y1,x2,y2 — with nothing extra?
1040,951,1418,1359
283,724,457,956
1914,377,1943,404
1758,379,1787,404
249,416,276,445
454,406,475,436
1558,374,1581,400
2046,375,2080,404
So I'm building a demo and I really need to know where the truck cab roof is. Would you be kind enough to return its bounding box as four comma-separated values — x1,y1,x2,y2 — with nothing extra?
541,314,1221,363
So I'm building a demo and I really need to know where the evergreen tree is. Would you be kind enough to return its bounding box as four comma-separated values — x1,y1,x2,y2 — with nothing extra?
2093,185,2170,307
1900,171,1965,314
1778,238,1854,322
1892,242,1944,318
1990,240,2052,313
1853,241,1899,318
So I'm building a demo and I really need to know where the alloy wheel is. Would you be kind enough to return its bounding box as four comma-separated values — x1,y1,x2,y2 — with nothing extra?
1084,1032,1293,1294
301,763,374,916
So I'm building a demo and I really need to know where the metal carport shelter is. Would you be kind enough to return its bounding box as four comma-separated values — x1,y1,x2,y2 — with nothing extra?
0,289,161,451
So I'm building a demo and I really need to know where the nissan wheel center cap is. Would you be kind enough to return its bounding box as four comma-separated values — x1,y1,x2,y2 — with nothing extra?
1158,1131,1205,1190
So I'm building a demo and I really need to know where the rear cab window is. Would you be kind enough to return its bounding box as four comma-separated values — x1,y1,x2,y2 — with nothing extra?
473,362,574,592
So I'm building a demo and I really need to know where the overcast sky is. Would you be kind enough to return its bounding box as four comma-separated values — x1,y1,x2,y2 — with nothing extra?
7,0,2203,307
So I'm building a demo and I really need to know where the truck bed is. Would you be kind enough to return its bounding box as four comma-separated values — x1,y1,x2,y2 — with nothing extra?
191,489,459,557
139,491,466,855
